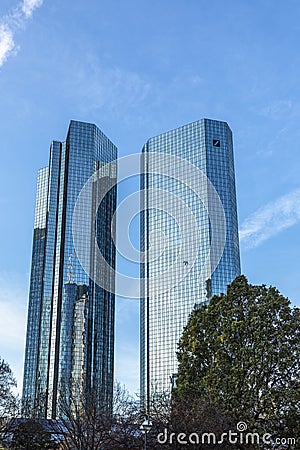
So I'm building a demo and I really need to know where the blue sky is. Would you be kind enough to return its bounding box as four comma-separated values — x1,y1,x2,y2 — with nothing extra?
1,0,300,394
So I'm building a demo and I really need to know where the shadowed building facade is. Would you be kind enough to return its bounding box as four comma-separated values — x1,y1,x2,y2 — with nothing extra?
22,120,117,418
140,118,241,400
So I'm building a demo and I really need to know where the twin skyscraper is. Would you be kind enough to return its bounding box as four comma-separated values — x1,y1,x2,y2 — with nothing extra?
22,118,241,418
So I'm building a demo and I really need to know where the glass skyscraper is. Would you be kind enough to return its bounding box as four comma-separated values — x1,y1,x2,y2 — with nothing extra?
22,120,117,419
140,118,241,399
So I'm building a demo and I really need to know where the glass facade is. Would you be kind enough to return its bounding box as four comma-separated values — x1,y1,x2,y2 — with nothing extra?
22,121,117,418
140,118,241,399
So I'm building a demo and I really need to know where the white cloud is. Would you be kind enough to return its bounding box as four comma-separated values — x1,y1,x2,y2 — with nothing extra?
59,51,151,120
115,297,139,393
190,74,204,85
240,188,300,249
0,272,28,394
21,0,43,18
0,24,15,66
75,65,151,117
0,300,26,350
0,0,43,67
0,273,27,347
258,100,293,120
115,340,139,394
116,297,139,325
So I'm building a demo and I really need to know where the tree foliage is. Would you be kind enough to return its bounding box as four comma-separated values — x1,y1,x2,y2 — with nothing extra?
58,382,146,450
176,276,300,447
10,419,58,450
0,357,19,444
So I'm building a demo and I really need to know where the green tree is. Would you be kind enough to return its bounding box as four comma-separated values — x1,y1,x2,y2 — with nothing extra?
176,276,300,447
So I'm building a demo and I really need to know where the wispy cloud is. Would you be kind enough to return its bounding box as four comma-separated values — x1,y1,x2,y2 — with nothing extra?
115,297,139,393
22,0,43,18
258,100,293,120
240,188,300,249
0,24,15,66
74,65,151,118
0,272,27,393
0,275,26,347
115,340,139,394
0,0,43,67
